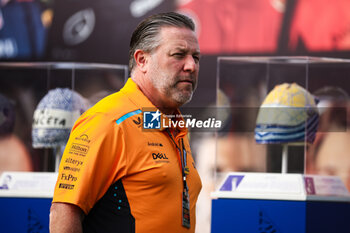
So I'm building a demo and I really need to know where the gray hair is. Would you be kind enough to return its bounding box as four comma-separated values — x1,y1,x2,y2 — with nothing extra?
129,12,195,74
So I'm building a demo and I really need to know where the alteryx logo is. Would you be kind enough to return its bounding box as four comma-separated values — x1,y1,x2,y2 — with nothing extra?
143,110,161,129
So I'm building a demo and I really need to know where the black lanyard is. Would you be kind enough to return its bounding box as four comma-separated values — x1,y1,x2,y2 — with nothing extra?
166,129,191,228
166,129,189,190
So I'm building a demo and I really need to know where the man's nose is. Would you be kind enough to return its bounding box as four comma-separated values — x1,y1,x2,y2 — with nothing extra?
183,55,197,73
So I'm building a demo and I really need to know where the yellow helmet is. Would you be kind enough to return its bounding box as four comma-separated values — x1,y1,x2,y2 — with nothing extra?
255,83,319,144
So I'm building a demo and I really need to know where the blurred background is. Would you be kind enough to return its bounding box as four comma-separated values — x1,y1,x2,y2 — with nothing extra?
2,0,350,105
1,1,350,232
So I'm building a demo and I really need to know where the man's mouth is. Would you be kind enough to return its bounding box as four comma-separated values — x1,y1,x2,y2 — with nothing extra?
177,79,194,86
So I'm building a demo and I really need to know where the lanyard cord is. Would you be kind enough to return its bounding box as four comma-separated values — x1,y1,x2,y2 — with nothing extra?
166,129,189,191
166,129,191,229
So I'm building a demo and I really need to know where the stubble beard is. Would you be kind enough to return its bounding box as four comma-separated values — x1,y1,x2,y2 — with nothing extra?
150,73,195,106
170,81,194,105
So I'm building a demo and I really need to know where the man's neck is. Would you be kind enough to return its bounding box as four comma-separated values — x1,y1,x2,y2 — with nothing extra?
131,75,178,115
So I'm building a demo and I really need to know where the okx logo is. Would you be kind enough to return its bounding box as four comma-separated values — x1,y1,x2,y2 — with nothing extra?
143,110,161,129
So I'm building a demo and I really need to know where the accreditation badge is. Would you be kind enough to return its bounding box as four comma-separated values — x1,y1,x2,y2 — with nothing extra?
182,189,190,228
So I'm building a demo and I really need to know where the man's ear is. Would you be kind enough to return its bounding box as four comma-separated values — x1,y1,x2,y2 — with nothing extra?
134,49,148,73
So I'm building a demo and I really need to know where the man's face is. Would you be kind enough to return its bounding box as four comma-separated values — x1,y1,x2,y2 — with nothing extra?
146,26,200,108
315,132,350,190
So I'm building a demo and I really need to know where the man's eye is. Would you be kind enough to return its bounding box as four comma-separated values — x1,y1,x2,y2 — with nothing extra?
173,53,185,58
193,55,200,62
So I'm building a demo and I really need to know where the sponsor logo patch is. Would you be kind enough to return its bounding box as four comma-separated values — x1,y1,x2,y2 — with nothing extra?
65,158,83,166
59,183,75,190
133,116,142,126
63,166,81,172
148,142,163,147
152,152,169,163
61,173,78,182
75,134,91,143
69,143,89,156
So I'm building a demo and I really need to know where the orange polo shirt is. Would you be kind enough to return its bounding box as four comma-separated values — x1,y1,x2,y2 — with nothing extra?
52,78,202,233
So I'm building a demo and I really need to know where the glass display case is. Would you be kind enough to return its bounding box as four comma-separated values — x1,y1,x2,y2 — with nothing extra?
210,56,350,233
0,62,128,173
215,56,350,187
0,62,128,233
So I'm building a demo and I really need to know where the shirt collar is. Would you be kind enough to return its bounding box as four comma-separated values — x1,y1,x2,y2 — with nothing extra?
121,78,155,109
121,78,188,134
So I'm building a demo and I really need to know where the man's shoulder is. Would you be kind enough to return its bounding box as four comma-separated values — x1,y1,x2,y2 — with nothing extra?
85,90,140,122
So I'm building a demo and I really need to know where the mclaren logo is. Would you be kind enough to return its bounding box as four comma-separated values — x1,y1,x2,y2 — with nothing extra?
133,116,142,127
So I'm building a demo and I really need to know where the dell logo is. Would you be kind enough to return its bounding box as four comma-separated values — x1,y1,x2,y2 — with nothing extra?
152,153,168,160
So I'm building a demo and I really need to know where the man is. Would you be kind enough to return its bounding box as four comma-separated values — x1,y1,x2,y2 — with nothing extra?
49,12,202,233
0,93,32,174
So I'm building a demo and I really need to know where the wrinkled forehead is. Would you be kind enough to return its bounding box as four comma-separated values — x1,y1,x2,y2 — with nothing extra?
158,26,200,52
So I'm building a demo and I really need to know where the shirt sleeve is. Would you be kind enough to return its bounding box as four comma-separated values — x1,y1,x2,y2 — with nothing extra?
52,112,127,214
